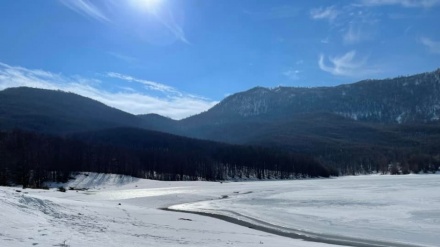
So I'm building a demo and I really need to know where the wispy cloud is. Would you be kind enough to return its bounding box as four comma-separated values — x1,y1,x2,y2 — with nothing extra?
344,24,360,44
106,72,179,94
360,0,440,8
0,62,217,119
59,0,110,23
310,4,379,45
107,52,138,63
310,6,339,22
58,0,189,44
283,69,301,80
343,23,371,44
319,51,378,77
153,10,190,45
420,37,440,54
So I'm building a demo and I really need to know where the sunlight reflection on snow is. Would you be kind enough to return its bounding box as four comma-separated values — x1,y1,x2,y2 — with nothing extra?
92,187,187,200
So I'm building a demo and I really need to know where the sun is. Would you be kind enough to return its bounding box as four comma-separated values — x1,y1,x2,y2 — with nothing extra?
134,0,163,11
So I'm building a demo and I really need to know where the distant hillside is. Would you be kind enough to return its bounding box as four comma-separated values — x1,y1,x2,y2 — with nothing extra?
1,70,440,175
137,113,179,133
0,87,143,133
181,69,440,127
150,69,440,145
166,69,440,174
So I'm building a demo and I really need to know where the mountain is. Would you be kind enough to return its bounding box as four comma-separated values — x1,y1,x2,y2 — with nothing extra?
181,69,440,127
137,113,179,133
174,69,440,142
167,70,440,173
0,87,333,185
1,70,440,175
0,87,144,133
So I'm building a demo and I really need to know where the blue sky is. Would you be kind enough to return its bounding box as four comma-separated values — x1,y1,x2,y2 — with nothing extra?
1,0,439,119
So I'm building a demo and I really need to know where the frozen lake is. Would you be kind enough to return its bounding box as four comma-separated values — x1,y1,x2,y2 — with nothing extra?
171,175,440,247
1,174,439,246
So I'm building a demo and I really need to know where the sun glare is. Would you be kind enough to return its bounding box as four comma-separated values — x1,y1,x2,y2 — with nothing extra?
135,0,162,11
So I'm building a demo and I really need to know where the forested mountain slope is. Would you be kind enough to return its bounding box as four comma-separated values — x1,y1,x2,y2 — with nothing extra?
0,87,143,133
1,69,439,176
182,69,440,128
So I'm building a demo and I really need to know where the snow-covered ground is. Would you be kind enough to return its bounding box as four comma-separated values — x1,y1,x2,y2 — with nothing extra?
1,174,438,247
173,175,440,247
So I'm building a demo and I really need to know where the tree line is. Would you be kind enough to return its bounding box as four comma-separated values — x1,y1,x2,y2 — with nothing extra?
0,129,336,187
314,145,440,175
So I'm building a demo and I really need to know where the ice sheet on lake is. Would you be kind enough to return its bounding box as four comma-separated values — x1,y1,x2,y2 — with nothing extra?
172,175,440,247
2,174,438,247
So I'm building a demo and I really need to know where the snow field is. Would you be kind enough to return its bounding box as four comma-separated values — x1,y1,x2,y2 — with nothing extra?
1,173,438,246
1,173,339,247
172,175,440,247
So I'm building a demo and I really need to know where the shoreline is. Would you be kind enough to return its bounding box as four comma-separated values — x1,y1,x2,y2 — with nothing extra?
162,207,423,247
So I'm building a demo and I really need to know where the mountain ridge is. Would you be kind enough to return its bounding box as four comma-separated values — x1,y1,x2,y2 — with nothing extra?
0,87,144,133
182,68,440,125
1,69,440,175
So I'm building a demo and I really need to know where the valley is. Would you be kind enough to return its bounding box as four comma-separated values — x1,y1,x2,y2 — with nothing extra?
1,1,439,246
